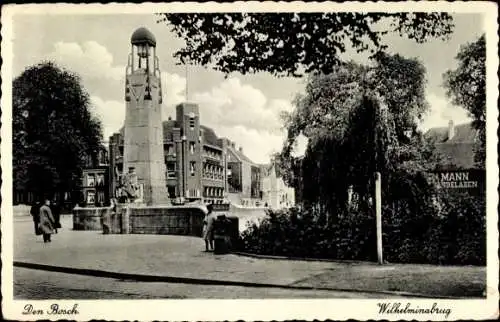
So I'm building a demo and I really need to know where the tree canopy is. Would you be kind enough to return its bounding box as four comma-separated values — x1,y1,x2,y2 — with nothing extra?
277,53,442,214
159,12,454,77
443,34,486,167
13,62,103,200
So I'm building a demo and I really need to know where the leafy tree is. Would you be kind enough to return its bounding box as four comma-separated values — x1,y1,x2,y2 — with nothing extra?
159,12,452,219
278,54,443,215
443,34,486,168
13,62,103,201
158,12,454,76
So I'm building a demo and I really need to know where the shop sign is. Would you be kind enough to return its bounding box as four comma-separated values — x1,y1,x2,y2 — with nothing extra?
429,169,485,193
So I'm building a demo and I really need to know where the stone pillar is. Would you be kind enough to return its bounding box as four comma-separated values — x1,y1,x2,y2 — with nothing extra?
124,27,169,206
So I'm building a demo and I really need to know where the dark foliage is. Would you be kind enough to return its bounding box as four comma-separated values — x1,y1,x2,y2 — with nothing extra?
159,12,454,77
443,34,486,168
13,62,103,200
240,193,485,265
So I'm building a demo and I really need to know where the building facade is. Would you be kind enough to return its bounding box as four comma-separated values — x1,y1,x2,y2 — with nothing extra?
80,145,111,207
425,120,485,196
110,103,227,204
225,142,263,206
260,163,296,209
108,102,294,207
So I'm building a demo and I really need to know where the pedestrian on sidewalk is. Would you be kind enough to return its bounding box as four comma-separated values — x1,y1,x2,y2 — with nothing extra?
39,199,56,243
202,204,216,251
30,200,42,236
50,199,62,233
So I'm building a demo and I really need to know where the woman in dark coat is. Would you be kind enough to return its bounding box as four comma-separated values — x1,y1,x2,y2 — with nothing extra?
39,199,55,243
50,199,62,233
30,201,41,235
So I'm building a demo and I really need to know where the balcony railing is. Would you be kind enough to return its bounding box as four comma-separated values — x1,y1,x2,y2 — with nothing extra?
202,172,224,181
202,153,222,161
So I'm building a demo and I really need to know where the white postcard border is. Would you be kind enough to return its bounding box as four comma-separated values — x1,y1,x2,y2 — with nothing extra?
1,2,498,321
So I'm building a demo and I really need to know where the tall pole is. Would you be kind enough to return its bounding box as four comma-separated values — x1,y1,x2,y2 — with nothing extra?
375,172,383,264
185,64,189,102
182,137,186,200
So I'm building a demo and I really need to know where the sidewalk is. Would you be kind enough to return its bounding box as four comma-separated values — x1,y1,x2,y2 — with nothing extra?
14,216,486,298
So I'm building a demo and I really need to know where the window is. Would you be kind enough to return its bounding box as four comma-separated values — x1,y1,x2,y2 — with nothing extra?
189,142,195,154
167,162,176,179
97,191,105,204
190,162,196,176
168,186,176,198
87,174,95,187
86,191,95,205
189,117,195,129
99,150,107,165
97,174,105,186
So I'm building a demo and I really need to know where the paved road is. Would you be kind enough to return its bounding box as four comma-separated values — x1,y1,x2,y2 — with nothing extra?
15,217,342,285
14,267,391,299
12,215,485,299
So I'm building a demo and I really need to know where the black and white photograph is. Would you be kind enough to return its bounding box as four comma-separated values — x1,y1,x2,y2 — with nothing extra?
1,2,498,321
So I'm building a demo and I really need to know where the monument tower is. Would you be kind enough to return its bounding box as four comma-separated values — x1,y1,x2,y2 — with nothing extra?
123,27,169,205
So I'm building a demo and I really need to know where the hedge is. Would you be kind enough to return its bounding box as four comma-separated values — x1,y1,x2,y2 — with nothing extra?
238,193,485,265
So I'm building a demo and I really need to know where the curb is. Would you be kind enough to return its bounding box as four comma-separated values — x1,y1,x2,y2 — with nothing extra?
14,261,467,299
233,251,379,265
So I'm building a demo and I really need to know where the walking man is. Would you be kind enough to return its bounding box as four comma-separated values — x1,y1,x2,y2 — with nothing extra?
39,199,56,243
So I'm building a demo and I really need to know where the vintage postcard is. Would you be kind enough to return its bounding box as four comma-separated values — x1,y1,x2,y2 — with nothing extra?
1,1,498,321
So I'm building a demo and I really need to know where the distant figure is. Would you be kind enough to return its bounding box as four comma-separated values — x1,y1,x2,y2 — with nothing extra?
202,204,216,251
103,198,118,235
121,167,139,202
39,199,55,243
50,199,62,233
30,200,42,236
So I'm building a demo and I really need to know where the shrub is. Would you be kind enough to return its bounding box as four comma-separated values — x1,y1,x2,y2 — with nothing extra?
238,194,486,265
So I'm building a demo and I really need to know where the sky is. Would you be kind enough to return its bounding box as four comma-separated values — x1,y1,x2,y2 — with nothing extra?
11,13,485,164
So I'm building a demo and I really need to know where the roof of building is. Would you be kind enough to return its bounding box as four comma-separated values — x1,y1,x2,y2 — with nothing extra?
131,27,156,46
425,122,478,144
226,145,256,165
200,125,221,147
434,142,476,169
425,122,480,169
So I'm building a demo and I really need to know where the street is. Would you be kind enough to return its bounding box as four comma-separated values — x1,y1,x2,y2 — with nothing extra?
12,215,486,299
15,267,391,299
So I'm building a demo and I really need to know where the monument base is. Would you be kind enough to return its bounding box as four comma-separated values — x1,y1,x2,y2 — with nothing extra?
72,204,209,237
73,206,111,231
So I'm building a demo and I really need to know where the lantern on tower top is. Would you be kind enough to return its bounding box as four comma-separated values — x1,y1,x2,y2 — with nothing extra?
129,27,157,71
126,27,163,103
131,27,156,55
